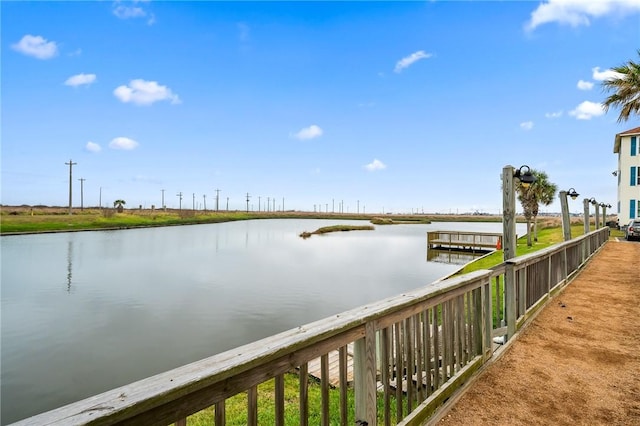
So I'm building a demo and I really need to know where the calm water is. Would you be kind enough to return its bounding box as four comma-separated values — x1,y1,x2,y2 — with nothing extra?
1,219,521,423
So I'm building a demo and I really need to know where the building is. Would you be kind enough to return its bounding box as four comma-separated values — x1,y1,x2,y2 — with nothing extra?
614,126,640,224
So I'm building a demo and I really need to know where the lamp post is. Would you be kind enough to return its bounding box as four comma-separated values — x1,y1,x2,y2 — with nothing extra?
502,165,536,261
502,165,536,340
599,203,611,228
560,188,579,241
590,198,599,230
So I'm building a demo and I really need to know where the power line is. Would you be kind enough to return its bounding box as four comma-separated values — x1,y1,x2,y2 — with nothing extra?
245,193,251,212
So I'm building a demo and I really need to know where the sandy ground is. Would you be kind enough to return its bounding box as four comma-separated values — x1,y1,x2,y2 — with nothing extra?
436,240,640,426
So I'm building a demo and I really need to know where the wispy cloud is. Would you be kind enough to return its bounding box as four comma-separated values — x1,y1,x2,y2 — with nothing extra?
65,73,97,87
11,35,58,59
394,50,432,73
592,66,625,81
545,110,563,118
520,121,534,131
364,159,387,172
114,79,181,106
569,101,605,120
577,80,594,90
292,125,323,140
525,0,640,31
86,141,102,153
112,1,155,25
109,137,139,150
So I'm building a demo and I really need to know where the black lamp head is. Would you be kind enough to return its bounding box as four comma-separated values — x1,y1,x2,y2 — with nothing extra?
515,165,536,188
567,188,579,200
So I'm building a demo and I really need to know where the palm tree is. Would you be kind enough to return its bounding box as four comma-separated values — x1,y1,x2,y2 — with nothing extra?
602,49,640,122
113,199,126,213
515,169,557,247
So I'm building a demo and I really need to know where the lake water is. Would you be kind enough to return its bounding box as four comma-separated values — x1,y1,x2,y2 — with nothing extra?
1,219,522,424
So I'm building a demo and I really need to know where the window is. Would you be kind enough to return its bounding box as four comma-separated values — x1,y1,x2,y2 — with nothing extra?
632,200,636,219
632,136,637,156
632,166,637,186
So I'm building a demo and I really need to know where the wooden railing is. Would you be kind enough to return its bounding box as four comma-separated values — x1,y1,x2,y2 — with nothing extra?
427,231,502,251
14,227,609,426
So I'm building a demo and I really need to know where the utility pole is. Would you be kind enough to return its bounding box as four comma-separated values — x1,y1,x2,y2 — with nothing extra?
226,197,229,211
192,193,195,210
99,187,102,208
357,200,360,214
215,189,220,211
177,192,183,211
203,194,207,212
65,159,77,215
161,189,165,209
332,199,335,213
283,197,285,212
245,193,251,212
258,196,261,212
273,198,275,212
78,178,86,211
267,197,270,212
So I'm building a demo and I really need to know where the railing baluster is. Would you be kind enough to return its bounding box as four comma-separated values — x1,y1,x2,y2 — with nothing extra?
424,308,432,396
248,385,258,426
381,328,391,426
339,346,348,426
215,400,225,426
406,317,414,412
394,321,403,421
275,374,284,426
299,364,308,426
321,354,330,426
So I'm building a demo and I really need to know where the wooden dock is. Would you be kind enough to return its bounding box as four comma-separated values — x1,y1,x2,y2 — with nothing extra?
427,231,504,252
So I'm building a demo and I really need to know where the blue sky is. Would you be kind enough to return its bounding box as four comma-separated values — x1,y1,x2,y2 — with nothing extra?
2,1,639,214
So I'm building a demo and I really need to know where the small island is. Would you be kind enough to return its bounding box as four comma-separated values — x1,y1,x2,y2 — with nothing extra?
299,224,375,239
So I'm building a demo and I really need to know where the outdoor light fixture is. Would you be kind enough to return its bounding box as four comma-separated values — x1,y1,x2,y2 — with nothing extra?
589,197,597,206
612,170,618,177
514,165,536,188
567,188,580,200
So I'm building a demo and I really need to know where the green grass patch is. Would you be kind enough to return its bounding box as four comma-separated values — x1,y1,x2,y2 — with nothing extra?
187,373,399,425
300,224,375,239
370,217,431,225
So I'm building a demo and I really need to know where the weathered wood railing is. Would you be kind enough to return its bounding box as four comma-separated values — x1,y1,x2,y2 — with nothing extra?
427,231,503,251
14,228,609,426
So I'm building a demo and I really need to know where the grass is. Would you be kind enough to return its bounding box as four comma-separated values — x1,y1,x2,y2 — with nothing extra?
299,224,375,238
370,216,432,225
187,373,399,425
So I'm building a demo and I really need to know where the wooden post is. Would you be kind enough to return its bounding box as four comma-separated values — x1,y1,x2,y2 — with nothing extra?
502,166,516,261
502,166,517,341
354,322,377,425
583,199,590,258
601,205,608,228
560,191,571,241
594,203,600,230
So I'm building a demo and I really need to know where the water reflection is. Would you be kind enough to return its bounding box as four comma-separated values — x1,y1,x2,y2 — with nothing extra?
66,240,73,292
427,247,491,265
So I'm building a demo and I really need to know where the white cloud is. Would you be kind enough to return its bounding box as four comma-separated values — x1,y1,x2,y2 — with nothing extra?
592,66,625,81
109,137,139,150
292,125,323,140
569,101,605,120
394,50,432,73
577,80,594,90
520,121,534,131
364,159,387,172
545,110,563,118
64,73,97,87
525,0,640,31
86,141,102,153
113,79,181,106
11,35,58,59
113,1,155,25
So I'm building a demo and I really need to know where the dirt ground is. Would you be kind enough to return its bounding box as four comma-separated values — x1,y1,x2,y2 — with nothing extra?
437,240,640,426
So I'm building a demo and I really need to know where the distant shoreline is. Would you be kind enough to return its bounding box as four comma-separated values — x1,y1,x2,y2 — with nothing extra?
0,205,526,236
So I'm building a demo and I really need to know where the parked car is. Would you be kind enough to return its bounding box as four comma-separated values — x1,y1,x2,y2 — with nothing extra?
625,219,640,241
